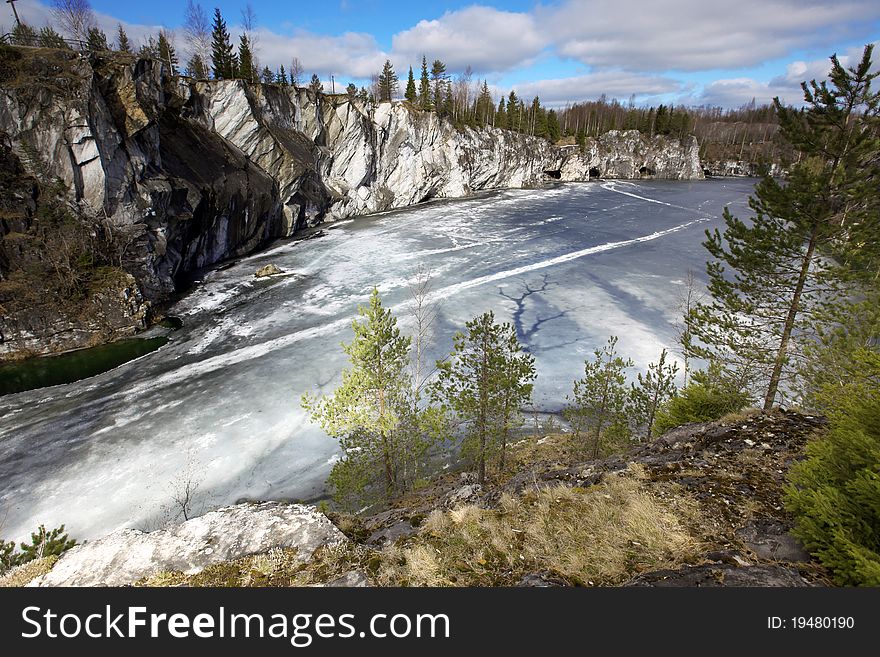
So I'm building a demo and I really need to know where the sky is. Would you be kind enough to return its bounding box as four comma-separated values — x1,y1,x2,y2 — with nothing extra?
6,0,880,108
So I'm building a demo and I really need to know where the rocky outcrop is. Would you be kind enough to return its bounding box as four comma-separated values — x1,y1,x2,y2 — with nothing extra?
0,47,703,357
703,159,786,178
31,502,345,587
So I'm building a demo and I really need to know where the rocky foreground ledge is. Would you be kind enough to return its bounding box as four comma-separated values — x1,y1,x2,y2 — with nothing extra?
2,410,828,587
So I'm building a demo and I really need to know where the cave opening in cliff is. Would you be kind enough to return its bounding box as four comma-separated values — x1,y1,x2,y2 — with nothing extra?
589,167,601,179
639,166,655,177
543,169,562,179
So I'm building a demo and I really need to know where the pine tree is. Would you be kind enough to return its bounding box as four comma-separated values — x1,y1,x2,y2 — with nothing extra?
431,311,535,485
115,23,131,52
303,288,412,504
418,55,431,110
563,336,633,458
38,26,69,49
260,66,273,84
430,59,447,113
687,45,880,410
187,54,208,79
547,109,561,142
17,525,76,563
631,349,679,439
404,66,417,103
506,91,519,131
276,65,288,86
11,22,37,46
85,26,108,51
309,73,323,95
496,97,506,128
346,82,357,99
210,7,236,79
237,34,255,82
377,59,398,102
476,80,493,126
157,30,178,74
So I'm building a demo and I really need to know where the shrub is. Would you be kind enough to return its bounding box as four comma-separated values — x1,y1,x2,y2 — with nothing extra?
652,365,751,436
785,392,880,586
0,524,76,575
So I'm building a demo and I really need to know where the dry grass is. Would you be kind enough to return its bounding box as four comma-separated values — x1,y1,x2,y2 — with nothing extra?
375,466,702,586
0,556,57,587
718,408,762,425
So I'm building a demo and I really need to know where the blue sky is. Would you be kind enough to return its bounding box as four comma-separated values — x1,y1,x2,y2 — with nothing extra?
8,0,880,107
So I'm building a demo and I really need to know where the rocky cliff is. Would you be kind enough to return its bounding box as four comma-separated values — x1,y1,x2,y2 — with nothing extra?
0,47,703,358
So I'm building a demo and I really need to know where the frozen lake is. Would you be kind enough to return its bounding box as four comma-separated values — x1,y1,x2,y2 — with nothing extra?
0,179,755,542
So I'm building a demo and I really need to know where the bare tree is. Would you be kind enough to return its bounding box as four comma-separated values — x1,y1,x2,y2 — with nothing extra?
289,57,304,87
182,0,210,68
407,263,440,397
168,449,206,522
240,2,259,67
674,269,704,387
51,0,96,41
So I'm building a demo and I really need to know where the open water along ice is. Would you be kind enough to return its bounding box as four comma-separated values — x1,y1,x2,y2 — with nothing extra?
0,179,755,542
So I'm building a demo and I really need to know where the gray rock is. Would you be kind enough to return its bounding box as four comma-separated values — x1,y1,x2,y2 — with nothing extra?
31,502,345,587
445,483,483,507
736,520,811,563
624,563,813,587
320,571,370,587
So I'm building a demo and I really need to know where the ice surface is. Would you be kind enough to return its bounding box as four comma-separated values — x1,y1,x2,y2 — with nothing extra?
0,180,755,542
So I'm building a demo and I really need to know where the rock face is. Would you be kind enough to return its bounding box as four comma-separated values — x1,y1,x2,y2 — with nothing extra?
32,502,345,587
703,159,786,178
0,48,703,357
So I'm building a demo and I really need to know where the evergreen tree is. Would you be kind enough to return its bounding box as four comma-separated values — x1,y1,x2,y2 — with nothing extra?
309,73,323,94
138,35,158,59
377,59,399,102
346,82,357,99
686,46,880,410
431,311,536,485
785,387,880,585
157,30,178,74
276,65,288,86
38,26,70,49
496,97,506,128
404,65,417,103
302,288,412,504
115,23,131,53
210,7,236,79
17,525,76,564
237,34,255,82
11,22,37,46
506,90,519,131
418,55,431,110
187,54,208,79
260,66,273,84
430,59,447,113
630,349,679,439
85,26,108,51
476,80,493,126
563,336,633,458
547,109,561,142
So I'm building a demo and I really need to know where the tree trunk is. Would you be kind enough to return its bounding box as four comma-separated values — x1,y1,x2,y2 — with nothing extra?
763,223,819,410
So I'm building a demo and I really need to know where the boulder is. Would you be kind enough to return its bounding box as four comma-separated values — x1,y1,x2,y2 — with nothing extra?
255,263,282,277
31,502,345,587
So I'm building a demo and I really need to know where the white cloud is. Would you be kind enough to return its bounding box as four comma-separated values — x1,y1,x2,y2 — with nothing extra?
391,6,546,73
495,71,684,107
696,42,879,107
540,0,880,72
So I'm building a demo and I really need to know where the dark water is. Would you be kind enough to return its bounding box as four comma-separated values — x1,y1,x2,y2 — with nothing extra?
0,336,168,396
